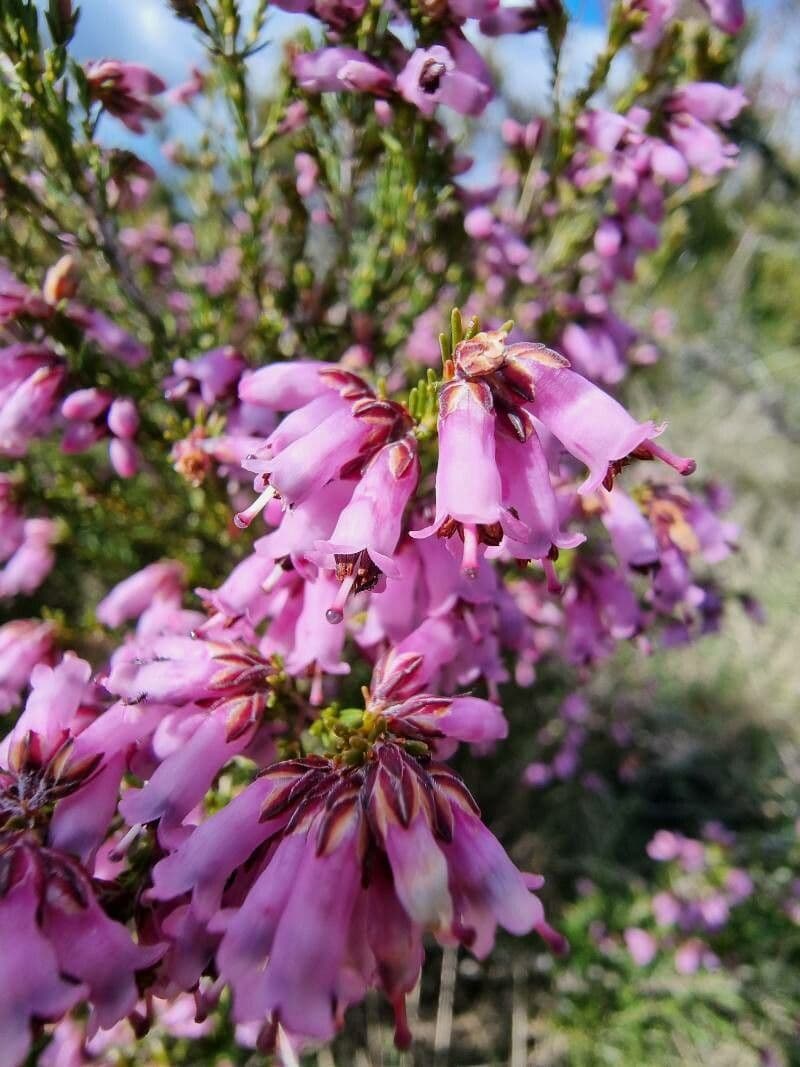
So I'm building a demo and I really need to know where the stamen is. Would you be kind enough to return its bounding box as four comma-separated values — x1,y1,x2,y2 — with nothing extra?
194,611,224,635
276,1024,301,1067
310,665,324,707
234,485,276,529
542,556,562,594
461,523,480,577
642,441,696,476
392,995,412,1051
325,568,358,624
535,919,569,956
462,606,481,643
109,822,142,861
261,563,286,594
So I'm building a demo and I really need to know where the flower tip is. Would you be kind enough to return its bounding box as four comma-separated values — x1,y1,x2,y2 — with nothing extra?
325,607,344,625
536,920,569,957
392,996,413,1051
233,512,252,529
542,557,562,595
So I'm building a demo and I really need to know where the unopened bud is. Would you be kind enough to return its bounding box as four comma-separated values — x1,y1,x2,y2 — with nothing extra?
43,255,78,305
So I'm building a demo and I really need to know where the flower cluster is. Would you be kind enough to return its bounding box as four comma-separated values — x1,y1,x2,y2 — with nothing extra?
0,0,758,1061
1,257,146,477
619,826,756,974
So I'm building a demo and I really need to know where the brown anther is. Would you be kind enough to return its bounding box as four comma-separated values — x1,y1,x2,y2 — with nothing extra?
419,58,447,94
453,330,508,379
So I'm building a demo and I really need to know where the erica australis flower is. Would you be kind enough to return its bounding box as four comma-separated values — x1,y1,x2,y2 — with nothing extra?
0,656,164,1065
84,60,166,133
236,368,410,526
0,519,57,599
0,620,54,714
293,48,393,96
397,43,492,117
0,0,762,1039
416,327,692,581
149,667,559,1051
96,560,185,628
316,435,420,622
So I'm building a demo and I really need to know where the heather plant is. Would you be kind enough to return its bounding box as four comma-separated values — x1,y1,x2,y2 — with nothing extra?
0,0,786,1062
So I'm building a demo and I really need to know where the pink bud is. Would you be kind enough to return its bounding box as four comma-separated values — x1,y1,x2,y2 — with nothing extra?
109,437,139,478
107,397,139,439
61,388,112,421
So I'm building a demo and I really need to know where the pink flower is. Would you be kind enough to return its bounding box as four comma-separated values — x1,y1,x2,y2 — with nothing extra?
238,379,407,522
0,653,93,765
84,60,166,133
668,83,747,125
397,44,491,118
108,437,139,478
0,619,54,714
107,397,139,439
675,937,719,974
293,48,392,96
0,856,83,1067
167,66,205,106
256,478,354,579
413,380,504,574
66,305,148,365
0,518,57,598
316,436,420,622
624,927,658,966
525,361,695,492
667,115,738,176
652,890,682,927
285,572,350,701
0,657,164,1060
0,844,162,1062
479,0,559,34
294,152,319,198
168,346,246,407
312,0,368,29
152,736,555,1050
0,364,65,456
61,388,112,422
599,486,659,569
96,560,185,628
494,426,585,569
0,269,52,323
700,0,745,33
647,829,684,861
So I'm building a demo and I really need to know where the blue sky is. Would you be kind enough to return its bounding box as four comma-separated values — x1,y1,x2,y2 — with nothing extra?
43,1,798,174
44,0,621,179
62,0,606,83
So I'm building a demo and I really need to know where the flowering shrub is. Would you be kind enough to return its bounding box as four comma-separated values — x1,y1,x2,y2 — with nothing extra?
0,0,765,1061
532,818,800,1065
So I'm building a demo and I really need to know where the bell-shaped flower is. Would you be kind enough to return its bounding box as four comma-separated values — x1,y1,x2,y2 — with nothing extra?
238,360,340,411
150,733,556,1052
316,436,420,621
525,361,694,493
0,619,54,714
413,381,512,575
285,572,350,702
84,60,165,133
397,44,491,118
97,561,185,628
293,47,393,95
494,426,585,578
